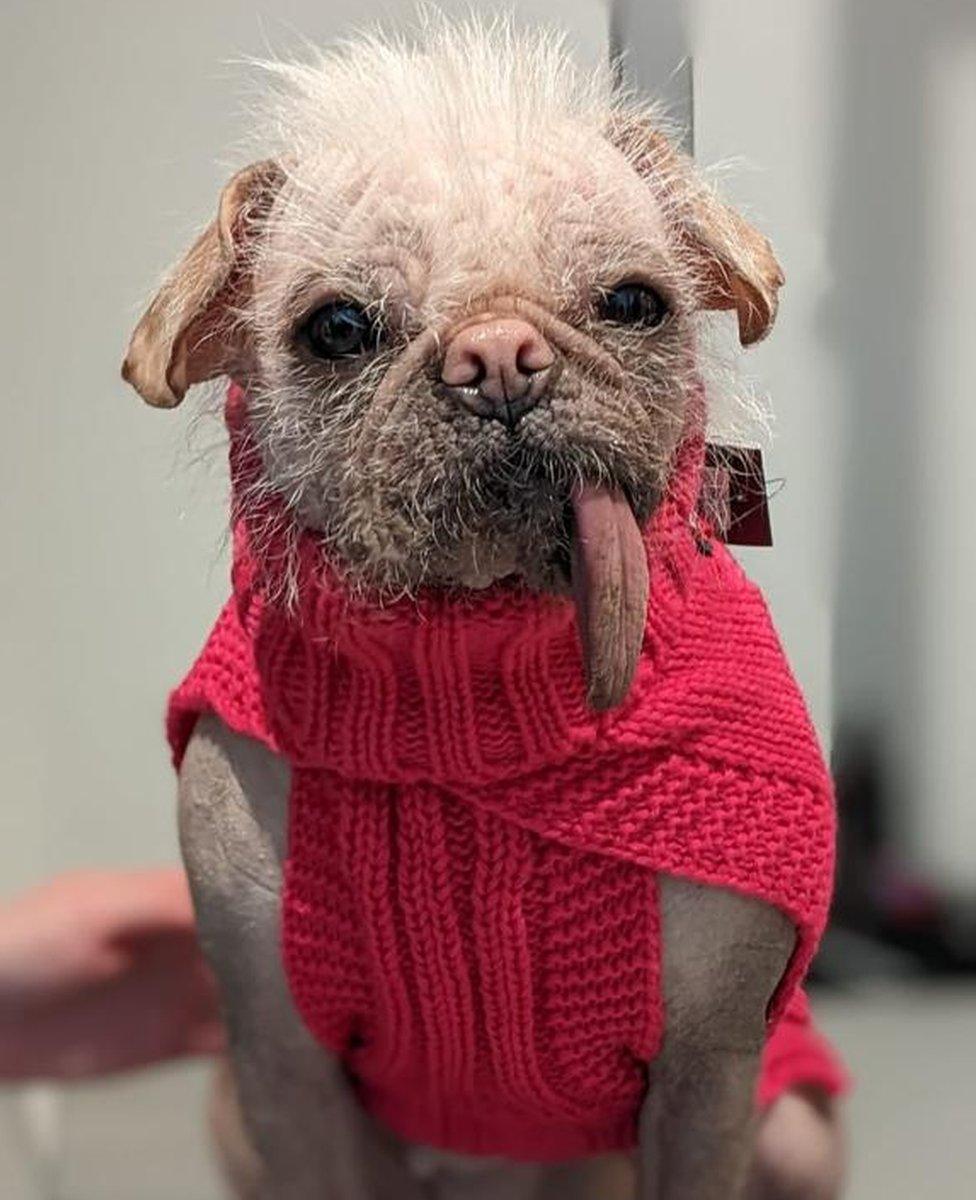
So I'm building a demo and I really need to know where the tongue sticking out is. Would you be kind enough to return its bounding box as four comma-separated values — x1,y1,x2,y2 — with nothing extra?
570,484,649,712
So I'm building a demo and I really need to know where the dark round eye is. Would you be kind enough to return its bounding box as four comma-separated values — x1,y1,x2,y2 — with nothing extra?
301,300,379,359
598,283,670,329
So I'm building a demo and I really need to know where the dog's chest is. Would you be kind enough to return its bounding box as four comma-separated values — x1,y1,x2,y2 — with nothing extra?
281,768,662,1138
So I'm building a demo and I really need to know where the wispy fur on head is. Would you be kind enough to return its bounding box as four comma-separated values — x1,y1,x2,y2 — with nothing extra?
125,10,784,601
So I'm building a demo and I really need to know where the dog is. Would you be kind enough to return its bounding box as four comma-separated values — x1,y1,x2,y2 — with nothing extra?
123,16,845,1199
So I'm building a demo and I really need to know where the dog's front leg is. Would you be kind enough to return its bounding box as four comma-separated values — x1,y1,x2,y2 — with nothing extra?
179,714,421,1200
637,877,794,1200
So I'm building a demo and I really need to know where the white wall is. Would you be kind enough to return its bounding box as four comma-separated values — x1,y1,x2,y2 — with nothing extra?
915,30,976,885
686,0,976,886
822,0,976,886
684,0,844,745
0,0,609,897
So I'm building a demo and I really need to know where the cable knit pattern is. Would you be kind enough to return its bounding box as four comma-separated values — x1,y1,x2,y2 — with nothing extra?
167,384,847,1161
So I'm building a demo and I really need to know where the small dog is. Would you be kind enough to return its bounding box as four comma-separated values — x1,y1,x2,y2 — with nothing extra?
124,17,844,1200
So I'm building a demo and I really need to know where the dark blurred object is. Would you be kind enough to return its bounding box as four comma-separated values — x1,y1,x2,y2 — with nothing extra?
701,444,774,547
818,724,976,982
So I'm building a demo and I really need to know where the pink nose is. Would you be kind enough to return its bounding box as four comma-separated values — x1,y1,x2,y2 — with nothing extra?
440,317,555,427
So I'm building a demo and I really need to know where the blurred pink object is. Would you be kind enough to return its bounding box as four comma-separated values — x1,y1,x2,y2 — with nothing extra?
0,868,224,1080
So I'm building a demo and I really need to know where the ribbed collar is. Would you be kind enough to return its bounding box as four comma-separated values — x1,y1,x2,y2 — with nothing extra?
225,384,705,785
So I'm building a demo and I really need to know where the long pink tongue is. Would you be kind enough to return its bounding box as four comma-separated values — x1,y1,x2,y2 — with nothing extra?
570,484,649,711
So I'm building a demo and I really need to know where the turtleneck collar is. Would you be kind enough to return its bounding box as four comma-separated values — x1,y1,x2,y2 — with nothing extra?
223,383,706,785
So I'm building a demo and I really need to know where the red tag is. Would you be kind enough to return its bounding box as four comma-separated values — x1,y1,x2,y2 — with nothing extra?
700,444,773,547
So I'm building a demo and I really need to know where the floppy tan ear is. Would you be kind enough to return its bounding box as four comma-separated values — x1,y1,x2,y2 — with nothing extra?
610,118,784,345
122,160,283,408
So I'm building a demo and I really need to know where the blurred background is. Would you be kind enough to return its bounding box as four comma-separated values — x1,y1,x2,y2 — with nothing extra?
1,0,973,1195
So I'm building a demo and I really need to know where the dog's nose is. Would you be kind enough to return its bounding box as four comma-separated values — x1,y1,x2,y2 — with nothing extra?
440,317,555,427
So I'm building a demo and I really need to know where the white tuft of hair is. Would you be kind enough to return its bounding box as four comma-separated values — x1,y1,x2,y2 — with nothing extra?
248,9,630,166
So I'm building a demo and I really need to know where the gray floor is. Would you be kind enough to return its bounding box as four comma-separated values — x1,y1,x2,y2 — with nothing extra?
1,982,973,1199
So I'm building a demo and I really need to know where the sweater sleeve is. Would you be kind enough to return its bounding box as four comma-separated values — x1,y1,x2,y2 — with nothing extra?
167,599,278,769
757,987,850,1108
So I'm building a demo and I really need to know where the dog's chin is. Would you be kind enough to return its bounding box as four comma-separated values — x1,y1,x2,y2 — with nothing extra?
427,482,658,602
435,536,573,595
413,489,579,598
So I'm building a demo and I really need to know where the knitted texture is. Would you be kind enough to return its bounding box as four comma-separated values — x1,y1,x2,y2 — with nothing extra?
168,384,846,1161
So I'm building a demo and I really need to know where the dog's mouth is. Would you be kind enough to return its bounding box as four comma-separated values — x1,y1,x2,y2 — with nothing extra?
567,483,648,712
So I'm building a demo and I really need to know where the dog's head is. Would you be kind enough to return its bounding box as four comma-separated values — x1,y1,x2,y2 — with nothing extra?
123,19,782,709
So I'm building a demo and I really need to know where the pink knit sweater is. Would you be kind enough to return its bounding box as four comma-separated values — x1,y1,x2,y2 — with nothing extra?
168,385,846,1161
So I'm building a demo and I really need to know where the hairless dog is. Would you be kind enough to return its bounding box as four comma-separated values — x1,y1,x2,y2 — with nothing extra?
124,16,846,1199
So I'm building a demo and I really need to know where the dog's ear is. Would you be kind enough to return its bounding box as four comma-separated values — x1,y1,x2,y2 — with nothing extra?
122,160,284,408
609,118,784,345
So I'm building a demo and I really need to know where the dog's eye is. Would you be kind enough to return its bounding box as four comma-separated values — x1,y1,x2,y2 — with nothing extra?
598,283,669,329
301,301,380,359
